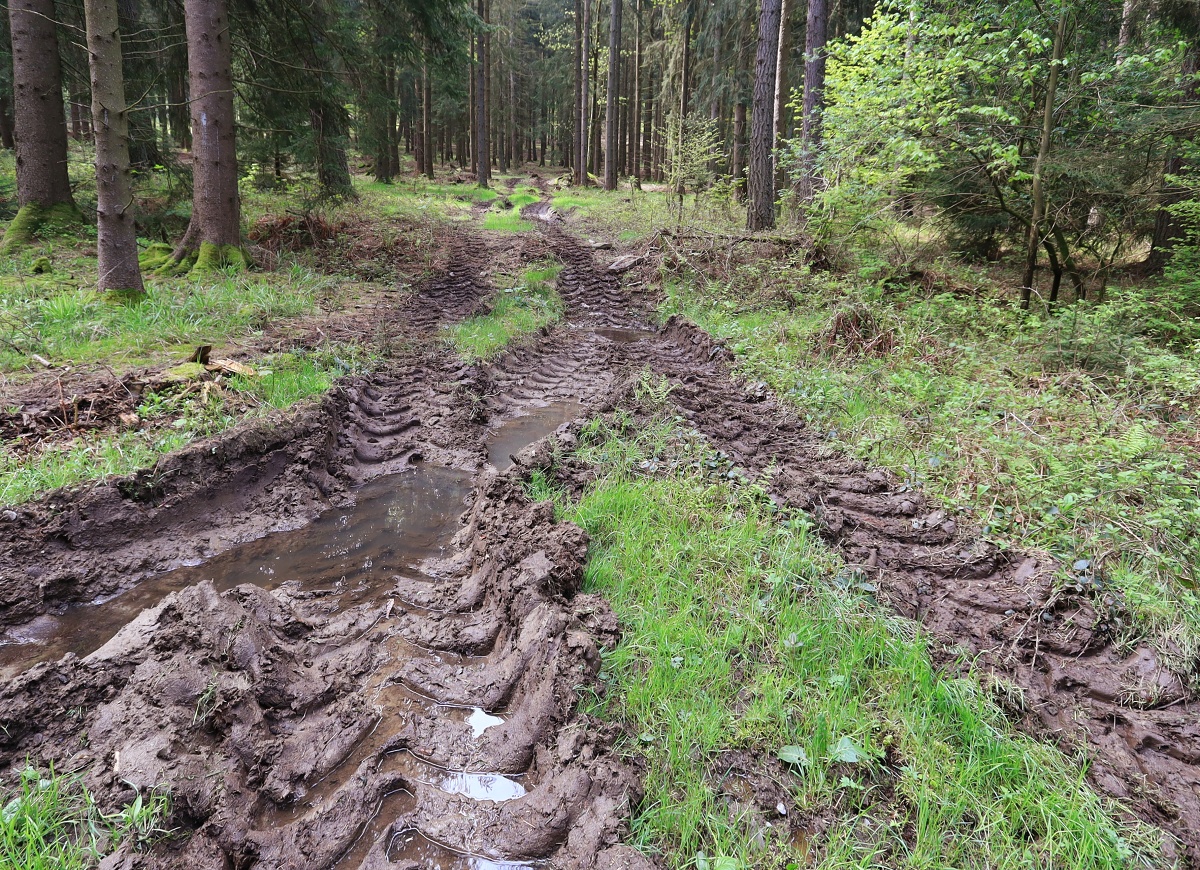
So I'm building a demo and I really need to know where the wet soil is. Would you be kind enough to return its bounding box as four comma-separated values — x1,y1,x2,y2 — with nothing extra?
2,194,1198,866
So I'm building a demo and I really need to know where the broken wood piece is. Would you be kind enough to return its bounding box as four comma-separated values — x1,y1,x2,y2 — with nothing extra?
206,359,258,378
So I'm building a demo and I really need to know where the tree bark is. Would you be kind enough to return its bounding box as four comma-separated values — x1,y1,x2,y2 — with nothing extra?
172,0,244,271
84,0,143,297
631,0,642,183
604,0,622,189
773,0,792,182
579,0,591,183
475,0,490,186
4,0,79,253
732,100,747,201
1020,9,1068,310
0,91,14,150
797,0,829,203
423,62,434,179
747,0,782,231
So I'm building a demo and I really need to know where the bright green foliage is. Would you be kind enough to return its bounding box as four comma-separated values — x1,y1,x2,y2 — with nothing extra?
560,411,1165,869
444,263,563,360
665,268,1200,671
0,765,170,868
803,1,1188,271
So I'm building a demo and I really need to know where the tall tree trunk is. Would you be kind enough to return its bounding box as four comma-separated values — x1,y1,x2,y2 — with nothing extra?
1117,0,1139,61
603,0,622,189
1020,9,1068,310
0,92,14,150
423,62,434,179
578,0,592,183
168,0,244,272
732,100,747,201
414,78,426,175
747,0,782,231
632,0,642,183
84,0,143,297
772,0,792,184
797,0,829,203
475,0,490,186
4,0,80,254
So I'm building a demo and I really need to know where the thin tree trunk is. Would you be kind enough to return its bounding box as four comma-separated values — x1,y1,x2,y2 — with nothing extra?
632,0,642,183
172,0,244,271
84,0,143,297
797,0,829,203
604,0,622,189
475,0,490,186
773,0,792,183
4,0,79,253
747,0,782,231
1117,0,1139,61
423,62,434,179
0,92,14,150
579,0,591,183
732,100,747,201
1144,39,1200,272
1020,9,1068,310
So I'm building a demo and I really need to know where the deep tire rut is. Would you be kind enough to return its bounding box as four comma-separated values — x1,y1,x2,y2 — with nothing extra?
1,203,1197,867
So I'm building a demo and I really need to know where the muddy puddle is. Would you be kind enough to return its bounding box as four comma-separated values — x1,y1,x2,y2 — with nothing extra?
387,830,540,869
486,399,583,471
0,463,473,677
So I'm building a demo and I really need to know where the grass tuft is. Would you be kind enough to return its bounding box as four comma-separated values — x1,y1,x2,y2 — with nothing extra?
444,263,563,361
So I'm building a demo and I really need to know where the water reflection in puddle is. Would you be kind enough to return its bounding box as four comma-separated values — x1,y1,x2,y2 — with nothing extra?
0,464,473,676
383,750,526,802
387,830,540,869
466,707,504,738
486,400,583,472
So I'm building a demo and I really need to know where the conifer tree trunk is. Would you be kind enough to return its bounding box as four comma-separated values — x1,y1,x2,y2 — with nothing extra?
423,63,434,179
631,0,642,183
3,0,80,254
475,0,490,186
773,0,792,183
1020,9,1068,310
163,0,245,273
84,0,143,298
732,100,747,201
579,0,591,184
747,0,782,231
0,92,14,150
603,0,622,189
797,0,829,203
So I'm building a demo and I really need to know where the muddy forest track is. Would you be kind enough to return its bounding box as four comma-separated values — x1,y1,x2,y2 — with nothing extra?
1,202,1198,868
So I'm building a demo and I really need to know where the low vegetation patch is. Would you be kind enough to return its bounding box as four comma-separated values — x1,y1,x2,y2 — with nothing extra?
663,264,1200,675
542,402,1166,869
444,263,563,361
0,765,170,868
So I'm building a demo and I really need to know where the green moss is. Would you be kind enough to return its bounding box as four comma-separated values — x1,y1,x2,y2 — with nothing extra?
103,287,147,305
191,242,249,275
162,361,208,383
137,242,174,272
30,257,52,275
0,202,83,255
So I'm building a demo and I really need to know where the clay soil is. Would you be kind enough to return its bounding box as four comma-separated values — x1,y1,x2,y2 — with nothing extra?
1,193,1198,868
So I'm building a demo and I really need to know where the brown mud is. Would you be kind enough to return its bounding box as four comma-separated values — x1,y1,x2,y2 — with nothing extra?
1,196,1198,866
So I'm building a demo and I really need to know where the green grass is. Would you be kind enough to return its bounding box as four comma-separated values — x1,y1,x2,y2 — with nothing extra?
549,405,1165,869
0,765,170,868
663,267,1200,676
482,212,535,233
508,192,539,209
0,261,327,373
444,264,563,361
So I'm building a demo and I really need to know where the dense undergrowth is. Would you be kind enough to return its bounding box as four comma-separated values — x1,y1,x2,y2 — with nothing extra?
661,247,1200,675
538,400,1165,869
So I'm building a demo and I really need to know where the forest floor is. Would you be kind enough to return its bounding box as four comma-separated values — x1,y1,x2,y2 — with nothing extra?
0,165,1198,869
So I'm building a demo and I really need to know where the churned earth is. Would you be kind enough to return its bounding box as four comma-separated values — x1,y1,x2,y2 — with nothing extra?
0,185,1198,867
